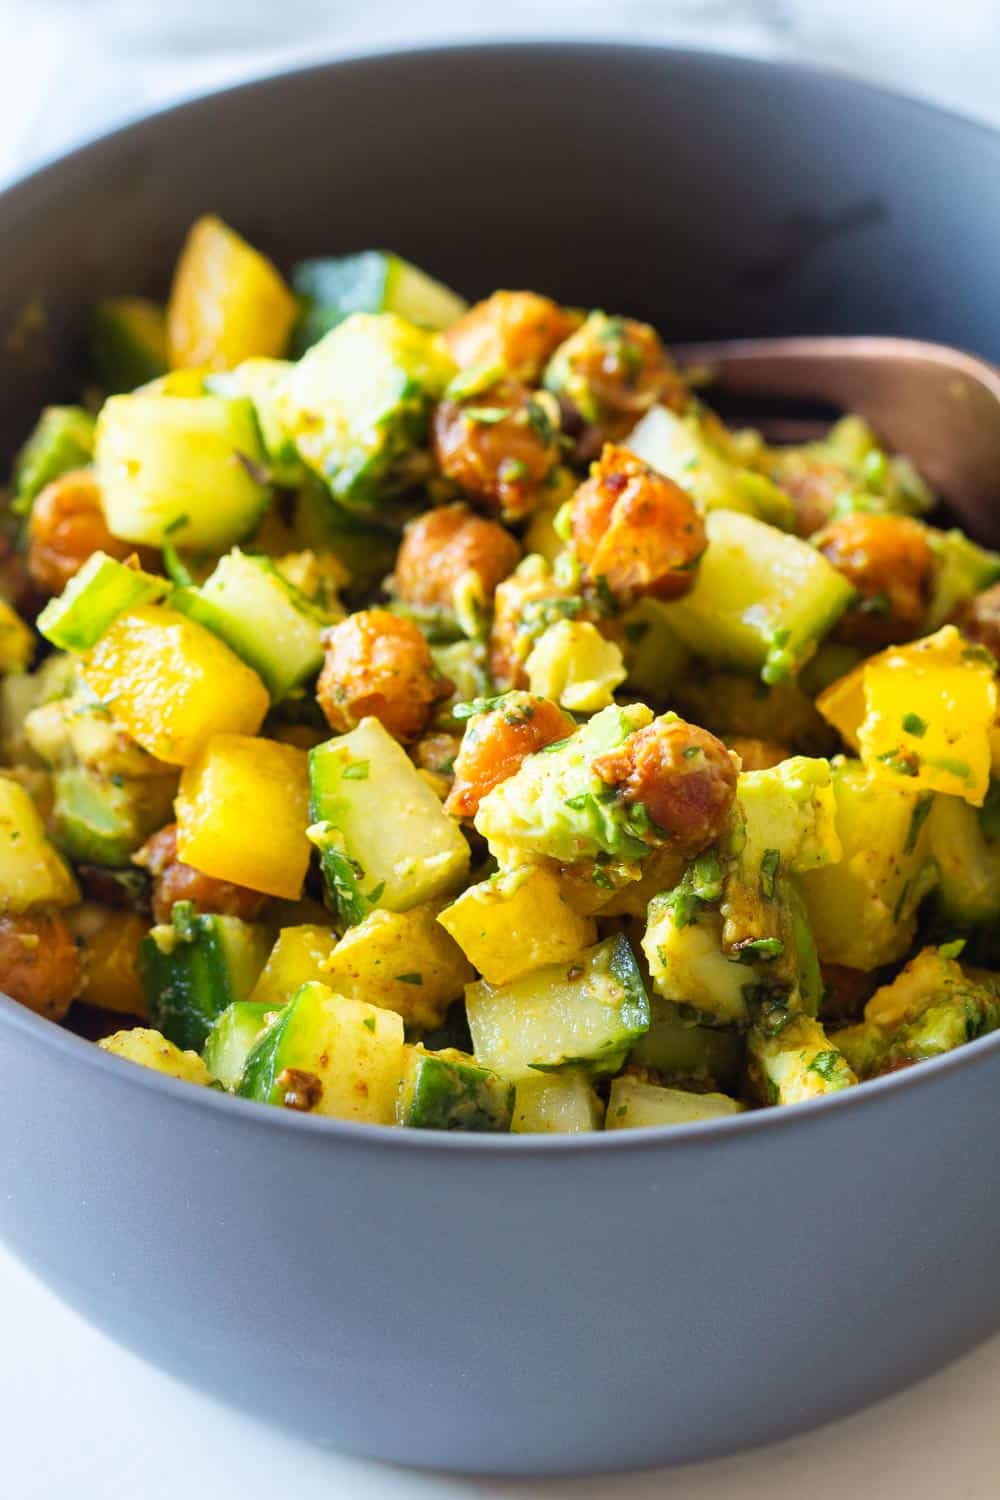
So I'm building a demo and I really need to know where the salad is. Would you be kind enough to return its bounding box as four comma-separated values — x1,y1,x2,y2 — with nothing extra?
2,214,999,1135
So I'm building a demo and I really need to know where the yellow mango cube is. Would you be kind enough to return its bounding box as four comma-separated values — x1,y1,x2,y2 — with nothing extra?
83,605,269,765
438,866,597,986
818,626,996,805
72,907,150,1016
176,733,311,899
100,1027,211,1085
250,923,337,1007
167,214,297,371
858,626,996,805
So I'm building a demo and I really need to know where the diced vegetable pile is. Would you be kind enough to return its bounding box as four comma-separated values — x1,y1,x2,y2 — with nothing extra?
4,214,1000,1134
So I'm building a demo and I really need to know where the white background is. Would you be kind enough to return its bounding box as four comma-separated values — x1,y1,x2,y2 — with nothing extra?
4,2,1000,1495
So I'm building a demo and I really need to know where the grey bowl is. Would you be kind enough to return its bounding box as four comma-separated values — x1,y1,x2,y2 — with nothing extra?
3,42,1000,1478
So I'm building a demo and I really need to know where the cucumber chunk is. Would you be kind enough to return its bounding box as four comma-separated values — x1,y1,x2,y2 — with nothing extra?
292,251,467,353
91,297,168,393
277,312,454,508
606,1076,744,1130
627,404,795,530
203,1000,277,1090
466,933,650,1079
925,528,1000,630
173,549,325,700
206,358,304,487
629,1001,744,1091
12,406,95,514
96,392,271,549
511,1069,603,1133
238,980,405,1123
37,551,170,652
396,1045,513,1131
660,509,854,682
308,718,470,923
51,765,176,867
139,903,271,1052
925,794,1000,961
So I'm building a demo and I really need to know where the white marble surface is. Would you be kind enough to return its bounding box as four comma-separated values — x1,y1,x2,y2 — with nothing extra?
4,3,1000,1495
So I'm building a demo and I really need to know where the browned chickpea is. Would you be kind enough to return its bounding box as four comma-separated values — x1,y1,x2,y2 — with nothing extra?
431,381,561,521
814,512,936,647
134,824,269,926
489,562,587,690
592,718,738,859
0,910,82,1021
769,452,857,537
724,737,791,772
570,444,706,607
443,291,581,384
27,469,157,596
820,963,875,1023
952,581,1000,663
392,503,521,611
545,312,687,460
445,693,576,820
412,731,463,782
316,609,449,743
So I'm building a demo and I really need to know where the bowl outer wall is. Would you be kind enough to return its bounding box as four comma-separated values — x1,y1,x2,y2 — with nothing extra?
3,42,1000,1474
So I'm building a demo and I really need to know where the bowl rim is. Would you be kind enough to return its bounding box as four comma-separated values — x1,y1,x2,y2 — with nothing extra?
4,37,1000,1154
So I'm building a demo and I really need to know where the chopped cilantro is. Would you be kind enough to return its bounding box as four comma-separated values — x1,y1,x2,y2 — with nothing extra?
938,938,967,960
395,973,424,986
736,937,785,962
902,712,928,738
464,405,512,425
362,1016,376,1032
759,848,781,901
904,793,933,854
807,1050,844,1083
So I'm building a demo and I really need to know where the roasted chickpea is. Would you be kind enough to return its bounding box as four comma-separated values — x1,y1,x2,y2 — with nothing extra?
27,469,155,596
412,731,463,786
952,581,1000,663
135,824,269,926
445,692,576,819
592,718,738,859
316,609,449,743
544,312,687,459
0,910,82,1021
814,512,935,647
392,503,521,611
489,559,587,690
723,737,791,772
571,444,706,607
431,381,561,521
443,291,581,384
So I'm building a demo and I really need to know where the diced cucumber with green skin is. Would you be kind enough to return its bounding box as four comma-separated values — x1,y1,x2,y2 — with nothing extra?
626,405,796,531
308,718,470,923
798,641,864,699
660,510,854,683
139,903,271,1052
12,406,95,514
748,1011,856,1105
474,702,655,868
292,480,401,597
238,980,405,1123
51,765,176,867
206,358,305,487
926,795,1000,962
606,1076,744,1130
396,1046,514,1131
292,251,467,354
36,551,170,652
925,527,1000,630
511,1069,603,1133
202,1000,277,1090
620,598,691,702
277,313,454,508
628,1000,744,1091
466,933,650,1080
172,549,325,701
90,297,168,393
95,392,271,549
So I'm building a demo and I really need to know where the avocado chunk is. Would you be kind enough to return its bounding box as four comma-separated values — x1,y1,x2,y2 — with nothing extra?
12,405,95,514
292,251,467,353
396,1045,514,1131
